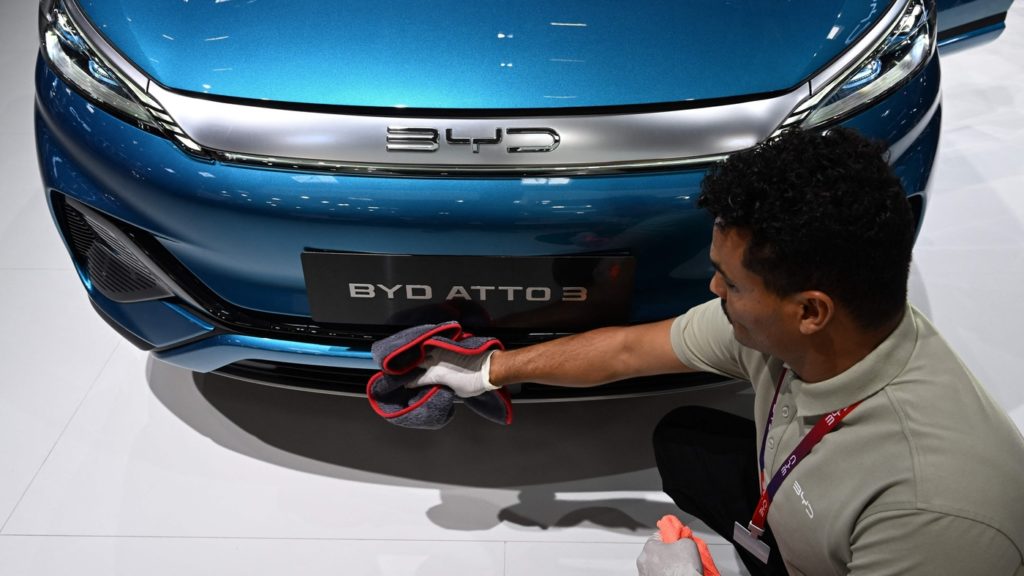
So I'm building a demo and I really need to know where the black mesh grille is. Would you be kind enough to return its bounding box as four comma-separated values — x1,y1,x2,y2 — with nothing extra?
63,199,99,262
85,242,164,300
61,198,170,303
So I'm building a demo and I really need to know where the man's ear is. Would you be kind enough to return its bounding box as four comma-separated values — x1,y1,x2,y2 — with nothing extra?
795,291,834,335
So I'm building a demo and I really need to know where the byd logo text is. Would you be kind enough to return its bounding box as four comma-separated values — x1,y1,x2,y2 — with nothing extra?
386,127,560,154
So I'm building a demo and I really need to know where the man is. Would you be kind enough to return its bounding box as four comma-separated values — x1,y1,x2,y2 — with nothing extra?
406,128,1024,574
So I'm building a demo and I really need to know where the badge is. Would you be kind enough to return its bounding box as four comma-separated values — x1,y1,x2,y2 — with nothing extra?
734,521,772,564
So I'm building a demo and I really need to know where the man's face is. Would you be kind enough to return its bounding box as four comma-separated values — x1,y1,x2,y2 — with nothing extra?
708,225,798,355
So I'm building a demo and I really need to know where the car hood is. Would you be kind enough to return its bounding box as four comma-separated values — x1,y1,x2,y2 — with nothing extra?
78,0,892,109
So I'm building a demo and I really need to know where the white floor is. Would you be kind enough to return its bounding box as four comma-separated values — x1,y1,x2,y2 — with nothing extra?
2,3,1023,575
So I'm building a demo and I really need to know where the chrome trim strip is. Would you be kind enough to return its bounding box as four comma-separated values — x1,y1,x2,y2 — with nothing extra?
212,150,733,177
149,82,810,170
808,0,909,95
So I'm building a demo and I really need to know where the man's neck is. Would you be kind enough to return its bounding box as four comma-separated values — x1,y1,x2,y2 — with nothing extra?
788,310,904,384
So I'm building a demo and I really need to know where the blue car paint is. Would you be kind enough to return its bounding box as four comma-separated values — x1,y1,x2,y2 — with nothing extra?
74,276,213,349
79,0,882,108
98,299,213,349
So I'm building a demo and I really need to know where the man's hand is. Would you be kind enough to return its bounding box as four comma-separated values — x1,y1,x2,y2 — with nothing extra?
637,532,705,576
407,349,500,397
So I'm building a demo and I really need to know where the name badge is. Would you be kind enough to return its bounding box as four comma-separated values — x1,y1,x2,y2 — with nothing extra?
734,521,772,564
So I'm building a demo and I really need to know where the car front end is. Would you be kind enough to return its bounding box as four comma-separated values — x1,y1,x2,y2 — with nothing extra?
36,0,988,398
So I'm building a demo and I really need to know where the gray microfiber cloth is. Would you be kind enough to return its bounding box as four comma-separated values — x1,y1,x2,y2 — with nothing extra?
366,371,457,430
371,321,463,374
366,321,513,429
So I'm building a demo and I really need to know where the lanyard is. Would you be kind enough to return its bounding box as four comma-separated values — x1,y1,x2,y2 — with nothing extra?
749,368,861,536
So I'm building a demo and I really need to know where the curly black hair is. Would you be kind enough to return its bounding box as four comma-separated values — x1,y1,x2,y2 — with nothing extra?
698,127,915,330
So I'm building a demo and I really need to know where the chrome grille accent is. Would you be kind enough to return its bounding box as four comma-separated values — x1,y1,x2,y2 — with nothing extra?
149,83,810,175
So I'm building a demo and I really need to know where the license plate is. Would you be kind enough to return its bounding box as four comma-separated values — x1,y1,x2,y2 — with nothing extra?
301,252,634,330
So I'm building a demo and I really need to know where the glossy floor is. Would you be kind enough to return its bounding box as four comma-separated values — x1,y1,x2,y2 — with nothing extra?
2,3,1023,574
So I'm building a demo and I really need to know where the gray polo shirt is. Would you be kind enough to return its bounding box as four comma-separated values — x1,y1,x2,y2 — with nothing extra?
671,299,1024,576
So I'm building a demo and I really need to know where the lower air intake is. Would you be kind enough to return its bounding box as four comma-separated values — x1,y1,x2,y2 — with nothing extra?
61,197,171,303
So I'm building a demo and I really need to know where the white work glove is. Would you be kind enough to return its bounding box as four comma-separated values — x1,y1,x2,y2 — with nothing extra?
637,532,705,576
408,349,500,398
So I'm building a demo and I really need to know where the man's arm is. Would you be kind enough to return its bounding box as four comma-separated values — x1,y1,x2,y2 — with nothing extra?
488,318,696,389
410,300,732,397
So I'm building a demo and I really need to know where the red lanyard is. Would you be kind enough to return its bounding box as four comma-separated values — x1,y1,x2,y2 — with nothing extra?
748,368,860,536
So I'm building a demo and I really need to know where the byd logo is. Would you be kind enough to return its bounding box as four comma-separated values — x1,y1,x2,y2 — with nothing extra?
386,127,560,154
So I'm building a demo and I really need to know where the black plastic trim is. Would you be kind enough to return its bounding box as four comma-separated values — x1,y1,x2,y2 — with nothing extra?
214,360,731,400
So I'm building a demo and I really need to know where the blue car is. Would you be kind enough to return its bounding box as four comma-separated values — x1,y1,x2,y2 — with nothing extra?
36,0,1012,399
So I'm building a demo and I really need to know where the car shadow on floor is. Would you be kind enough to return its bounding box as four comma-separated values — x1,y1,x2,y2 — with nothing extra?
147,355,753,535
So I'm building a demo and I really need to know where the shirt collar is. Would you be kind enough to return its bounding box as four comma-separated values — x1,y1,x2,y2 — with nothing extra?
790,304,918,416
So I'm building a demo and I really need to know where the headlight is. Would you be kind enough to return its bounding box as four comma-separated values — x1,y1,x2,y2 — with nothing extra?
40,0,157,129
803,0,936,128
38,0,205,154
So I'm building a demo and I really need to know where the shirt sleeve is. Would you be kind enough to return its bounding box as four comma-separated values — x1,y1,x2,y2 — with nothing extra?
670,298,750,381
846,509,1024,576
